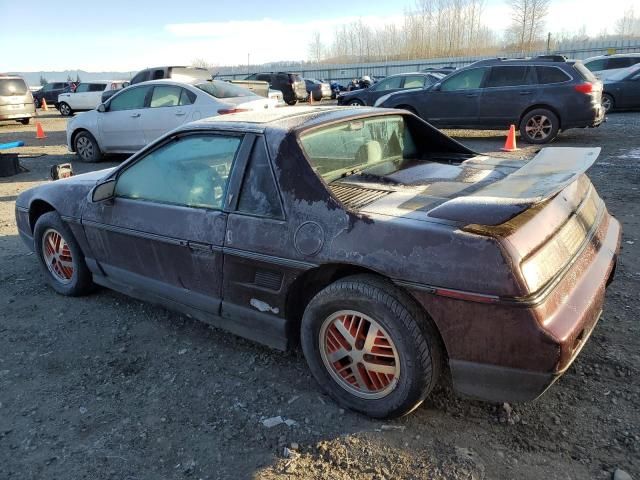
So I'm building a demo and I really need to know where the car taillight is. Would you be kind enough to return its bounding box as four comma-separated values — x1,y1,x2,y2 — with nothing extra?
574,83,593,94
217,108,249,115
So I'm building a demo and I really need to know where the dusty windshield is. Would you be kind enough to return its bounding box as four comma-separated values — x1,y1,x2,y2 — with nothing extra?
299,115,416,183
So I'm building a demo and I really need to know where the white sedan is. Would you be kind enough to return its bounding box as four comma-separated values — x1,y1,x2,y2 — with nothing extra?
66,79,278,162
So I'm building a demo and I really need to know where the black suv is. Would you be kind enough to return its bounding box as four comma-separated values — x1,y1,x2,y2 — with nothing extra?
377,56,605,143
32,82,73,108
245,72,307,105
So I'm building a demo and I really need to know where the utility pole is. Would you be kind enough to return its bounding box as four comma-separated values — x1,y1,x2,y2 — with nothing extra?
247,53,250,75
546,32,551,53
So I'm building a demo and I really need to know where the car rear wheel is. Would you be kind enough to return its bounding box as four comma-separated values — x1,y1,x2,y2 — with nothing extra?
301,274,442,419
519,109,559,144
59,102,72,116
286,99,298,106
74,131,102,162
19,118,30,125
347,99,364,106
34,211,94,296
602,94,614,113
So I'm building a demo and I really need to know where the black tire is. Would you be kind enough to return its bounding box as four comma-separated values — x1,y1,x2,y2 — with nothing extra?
301,274,442,419
34,211,94,296
602,93,614,113
519,108,559,144
347,99,364,106
58,102,73,116
285,99,298,106
74,131,102,162
19,118,30,125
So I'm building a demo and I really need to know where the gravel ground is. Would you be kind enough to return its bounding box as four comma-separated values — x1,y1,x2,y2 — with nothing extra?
0,109,638,480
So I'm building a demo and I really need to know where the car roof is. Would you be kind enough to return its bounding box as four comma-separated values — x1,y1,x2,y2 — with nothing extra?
585,53,640,61
180,106,393,133
0,75,25,80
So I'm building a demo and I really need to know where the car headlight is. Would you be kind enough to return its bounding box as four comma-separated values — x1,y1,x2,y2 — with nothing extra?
374,94,392,107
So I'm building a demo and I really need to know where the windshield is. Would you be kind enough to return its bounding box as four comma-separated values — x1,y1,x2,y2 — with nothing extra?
607,64,640,81
195,80,258,99
0,79,28,96
299,115,416,183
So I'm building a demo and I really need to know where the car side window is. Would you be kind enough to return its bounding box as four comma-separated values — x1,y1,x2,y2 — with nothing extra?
486,66,533,87
179,89,196,105
402,76,426,89
237,138,283,218
75,84,90,93
372,77,402,91
109,86,151,111
43,84,53,91
152,69,165,80
150,85,182,108
536,66,571,84
257,74,271,82
89,84,107,92
440,68,486,91
607,58,631,69
115,135,242,210
585,59,606,71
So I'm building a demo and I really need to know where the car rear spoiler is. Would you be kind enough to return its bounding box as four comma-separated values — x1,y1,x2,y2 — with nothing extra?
427,147,601,226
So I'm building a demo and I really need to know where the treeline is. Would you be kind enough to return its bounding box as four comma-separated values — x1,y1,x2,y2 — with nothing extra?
310,0,640,64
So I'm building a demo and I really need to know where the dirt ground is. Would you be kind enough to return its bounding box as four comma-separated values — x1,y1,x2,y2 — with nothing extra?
0,109,638,480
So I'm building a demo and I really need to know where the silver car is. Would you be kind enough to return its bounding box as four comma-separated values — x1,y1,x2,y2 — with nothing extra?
0,76,35,124
66,79,278,162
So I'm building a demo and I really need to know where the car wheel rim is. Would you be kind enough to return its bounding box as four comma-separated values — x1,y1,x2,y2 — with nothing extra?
41,228,74,284
61,104,69,115
602,97,612,112
525,115,552,140
319,310,400,400
76,137,93,159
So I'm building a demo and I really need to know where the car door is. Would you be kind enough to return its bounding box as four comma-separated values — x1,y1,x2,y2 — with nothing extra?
85,83,107,109
616,70,640,108
141,85,196,144
478,66,536,127
367,76,403,105
82,132,249,315
419,67,488,127
68,83,89,109
98,85,151,151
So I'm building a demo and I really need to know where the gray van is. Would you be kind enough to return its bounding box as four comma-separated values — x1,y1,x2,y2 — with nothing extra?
0,76,35,124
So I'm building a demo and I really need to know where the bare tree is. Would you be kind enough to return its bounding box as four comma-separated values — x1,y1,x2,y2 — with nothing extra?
615,7,640,38
308,32,325,63
506,0,550,52
191,58,214,69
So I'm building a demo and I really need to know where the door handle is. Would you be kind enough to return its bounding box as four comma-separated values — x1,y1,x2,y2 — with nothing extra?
187,241,211,252
130,113,141,118
175,111,186,116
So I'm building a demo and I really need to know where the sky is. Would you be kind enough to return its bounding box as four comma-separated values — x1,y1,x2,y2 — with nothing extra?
0,0,634,72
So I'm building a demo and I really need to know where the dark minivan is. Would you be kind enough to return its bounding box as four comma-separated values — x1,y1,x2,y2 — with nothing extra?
32,82,73,108
377,57,605,143
246,72,307,105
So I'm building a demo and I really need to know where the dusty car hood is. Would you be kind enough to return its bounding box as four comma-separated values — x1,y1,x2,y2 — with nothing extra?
336,148,600,226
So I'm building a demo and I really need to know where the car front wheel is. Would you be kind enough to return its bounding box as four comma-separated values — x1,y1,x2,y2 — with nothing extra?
74,131,102,162
58,102,72,116
519,108,559,144
301,275,442,419
34,211,94,296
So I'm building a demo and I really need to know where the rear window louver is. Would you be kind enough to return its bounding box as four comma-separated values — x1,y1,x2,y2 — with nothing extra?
330,183,392,209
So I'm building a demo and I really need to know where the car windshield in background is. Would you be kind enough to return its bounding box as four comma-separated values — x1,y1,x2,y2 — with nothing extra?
573,62,598,82
299,115,416,183
0,79,28,96
196,80,257,99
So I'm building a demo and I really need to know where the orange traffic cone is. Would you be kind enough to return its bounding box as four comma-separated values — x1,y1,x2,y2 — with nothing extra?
35,121,47,139
41,97,48,111
501,124,518,152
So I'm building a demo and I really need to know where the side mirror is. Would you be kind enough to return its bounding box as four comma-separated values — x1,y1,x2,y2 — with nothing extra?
92,179,116,202
432,83,442,91
97,103,106,113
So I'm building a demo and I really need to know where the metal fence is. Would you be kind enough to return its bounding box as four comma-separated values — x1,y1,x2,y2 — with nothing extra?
218,39,640,84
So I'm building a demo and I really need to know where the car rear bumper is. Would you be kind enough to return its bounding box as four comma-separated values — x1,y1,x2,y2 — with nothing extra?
404,210,620,402
0,104,35,120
